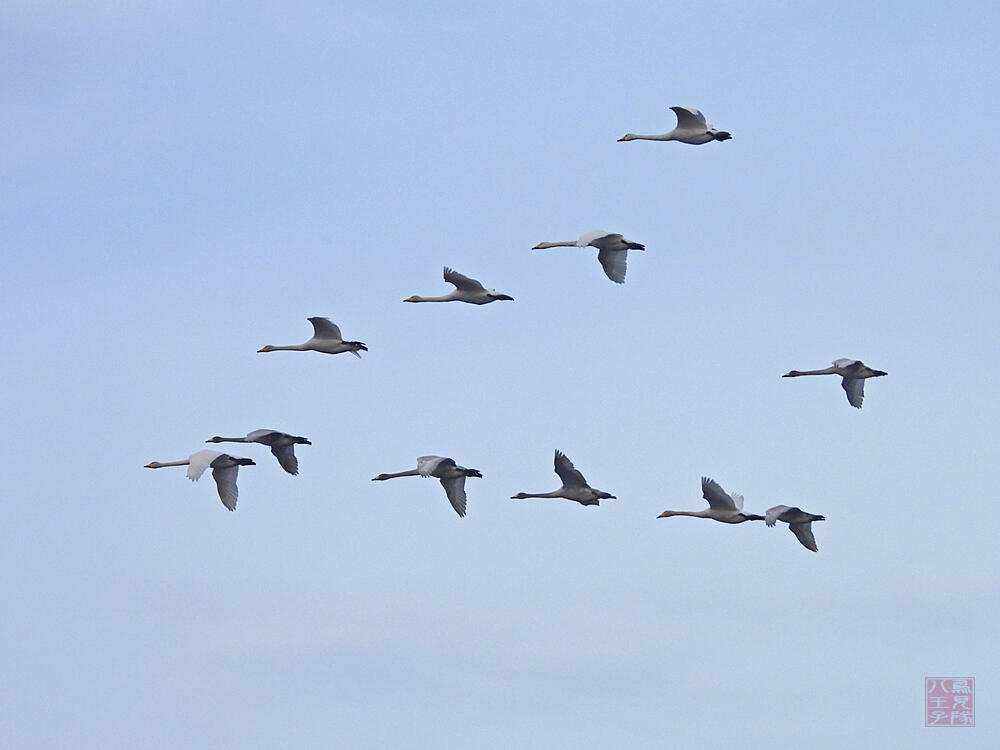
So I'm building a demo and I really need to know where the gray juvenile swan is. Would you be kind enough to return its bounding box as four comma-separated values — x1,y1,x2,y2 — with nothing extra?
782,359,887,408
510,450,616,506
405,267,514,304
258,317,367,357
206,430,312,475
765,505,826,552
618,105,732,145
144,449,255,511
657,477,764,524
532,230,645,284
371,456,482,517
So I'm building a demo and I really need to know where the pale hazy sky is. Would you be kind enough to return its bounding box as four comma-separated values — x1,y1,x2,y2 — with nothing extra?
3,2,999,748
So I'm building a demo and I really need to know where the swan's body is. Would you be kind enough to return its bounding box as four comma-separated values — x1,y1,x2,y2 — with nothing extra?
765,505,825,552
206,429,311,475
258,317,367,357
144,449,255,511
782,359,887,408
657,477,764,523
619,105,731,145
405,267,514,305
532,230,645,284
510,450,616,506
371,455,482,517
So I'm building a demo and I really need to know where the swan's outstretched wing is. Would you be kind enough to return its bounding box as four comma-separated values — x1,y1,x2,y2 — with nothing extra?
576,229,612,247
670,106,708,129
597,248,627,284
247,429,284,444
417,456,449,477
832,358,860,368
842,377,865,408
443,267,486,292
554,450,588,488
788,522,818,551
186,450,220,481
765,504,793,527
701,476,738,511
440,476,468,517
308,317,344,341
211,464,240,511
271,444,299,475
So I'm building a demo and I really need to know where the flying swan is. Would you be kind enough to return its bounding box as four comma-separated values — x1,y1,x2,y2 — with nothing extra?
782,359,887,408
510,450,616,506
532,230,645,284
657,477,764,523
206,429,311,475
618,105,732,145
144,449,255,511
765,505,826,552
371,456,482,517
258,317,368,357
405,267,514,304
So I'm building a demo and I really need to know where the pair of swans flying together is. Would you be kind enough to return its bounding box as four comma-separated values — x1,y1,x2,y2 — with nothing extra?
144,449,255,512
533,230,645,284
372,456,482,517
657,477,825,552
782,359,888,408
206,429,311,475
511,450,616,506
619,105,732,145
258,317,367,357
405,267,514,305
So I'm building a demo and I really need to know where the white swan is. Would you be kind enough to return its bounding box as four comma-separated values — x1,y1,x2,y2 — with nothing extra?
405,267,514,305
532,230,645,284
206,429,311,475
657,477,764,523
765,505,825,552
144,449,255,511
618,105,732,145
782,359,887,408
510,450,616,506
258,317,367,357
371,456,482,517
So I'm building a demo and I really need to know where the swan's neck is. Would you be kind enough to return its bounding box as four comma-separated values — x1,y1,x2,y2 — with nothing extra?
787,367,839,377
533,241,577,249
624,133,676,142
657,509,705,518
145,459,190,469
374,469,421,480
406,294,456,303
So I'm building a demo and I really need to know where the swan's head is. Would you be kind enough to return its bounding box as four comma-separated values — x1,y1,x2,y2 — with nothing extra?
510,492,530,499
781,370,800,377
258,345,276,353
617,133,638,142
206,436,224,443
372,474,392,481
656,510,678,518
531,243,545,250
144,461,163,469
404,296,421,303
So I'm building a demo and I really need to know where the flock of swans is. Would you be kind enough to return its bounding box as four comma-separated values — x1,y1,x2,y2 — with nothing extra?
144,104,888,553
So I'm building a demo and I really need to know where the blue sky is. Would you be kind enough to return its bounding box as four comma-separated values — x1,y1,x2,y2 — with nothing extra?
3,1,999,747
